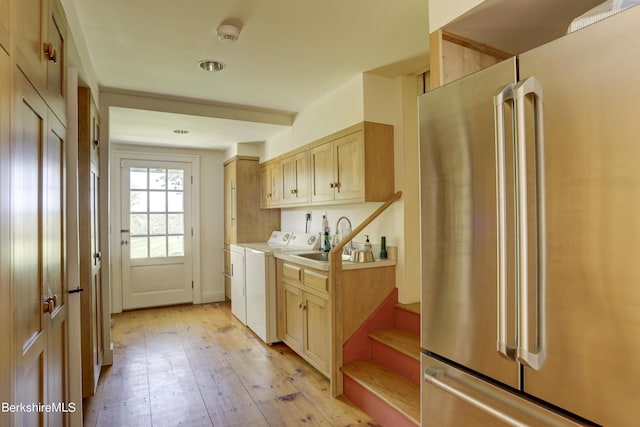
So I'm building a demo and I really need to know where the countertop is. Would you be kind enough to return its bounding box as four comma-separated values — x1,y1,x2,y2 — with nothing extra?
274,250,397,272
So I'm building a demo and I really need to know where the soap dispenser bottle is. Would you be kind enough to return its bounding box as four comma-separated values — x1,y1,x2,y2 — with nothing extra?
322,215,331,252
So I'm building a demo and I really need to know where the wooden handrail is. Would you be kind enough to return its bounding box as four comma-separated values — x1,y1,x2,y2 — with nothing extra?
329,190,403,397
330,191,403,257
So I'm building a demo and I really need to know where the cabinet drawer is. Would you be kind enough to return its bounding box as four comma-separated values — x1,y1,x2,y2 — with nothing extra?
282,263,302,283
303,269,328,293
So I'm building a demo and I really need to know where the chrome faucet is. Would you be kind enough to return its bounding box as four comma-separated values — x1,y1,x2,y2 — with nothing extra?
335,216,353,256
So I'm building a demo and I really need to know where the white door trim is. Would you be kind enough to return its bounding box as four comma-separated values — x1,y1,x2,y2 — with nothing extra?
111,149,201,313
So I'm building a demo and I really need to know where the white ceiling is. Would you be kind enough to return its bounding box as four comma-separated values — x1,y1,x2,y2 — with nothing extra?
63,0,431,150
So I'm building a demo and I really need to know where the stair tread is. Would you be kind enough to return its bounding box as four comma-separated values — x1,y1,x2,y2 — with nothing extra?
395,303,420,315
369,328,420,362
343,360,420,424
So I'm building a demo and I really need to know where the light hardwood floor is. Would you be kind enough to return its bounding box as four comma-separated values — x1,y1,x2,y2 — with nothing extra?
83,301,380,427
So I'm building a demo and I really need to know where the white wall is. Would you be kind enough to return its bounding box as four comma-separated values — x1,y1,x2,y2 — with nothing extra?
261,74,365,160
224,141,264,162
110,143,227,308
429,0,485,31
264,71,420,304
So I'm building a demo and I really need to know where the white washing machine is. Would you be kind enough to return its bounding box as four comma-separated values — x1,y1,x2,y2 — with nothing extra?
233,231,319,344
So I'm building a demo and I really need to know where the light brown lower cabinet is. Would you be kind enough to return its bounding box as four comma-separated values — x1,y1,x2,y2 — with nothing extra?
278,260,330,376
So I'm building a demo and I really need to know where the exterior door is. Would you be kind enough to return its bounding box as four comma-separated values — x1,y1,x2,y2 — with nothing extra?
121,160,193,310
14,71,68,426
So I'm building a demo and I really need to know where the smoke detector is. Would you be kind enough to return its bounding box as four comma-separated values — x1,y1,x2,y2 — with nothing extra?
217,24,240,42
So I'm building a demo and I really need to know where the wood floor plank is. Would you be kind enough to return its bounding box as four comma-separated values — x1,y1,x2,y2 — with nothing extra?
84,302,376,427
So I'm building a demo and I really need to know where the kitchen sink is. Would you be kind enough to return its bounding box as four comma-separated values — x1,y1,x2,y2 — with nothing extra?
292,252,330,262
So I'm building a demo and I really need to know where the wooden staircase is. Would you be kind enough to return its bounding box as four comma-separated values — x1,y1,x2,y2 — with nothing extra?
342,302,421,427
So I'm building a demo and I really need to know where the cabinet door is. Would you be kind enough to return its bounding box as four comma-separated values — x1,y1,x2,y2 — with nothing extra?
280,155,295,205
0,46,10,422
269,161,281,207
230,249,246,325
310,141,335,202
0,0,9,52
14,72,68,425
303,292,330,374
45,0,67,123
44,110,68,427
334,131,365,201
259,163,271,208
224,161,236,243
283,284,303,353
293,150,310,204
16,0,47,91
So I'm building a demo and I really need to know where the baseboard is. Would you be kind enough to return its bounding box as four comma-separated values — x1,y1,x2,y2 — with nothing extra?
201,290,226,303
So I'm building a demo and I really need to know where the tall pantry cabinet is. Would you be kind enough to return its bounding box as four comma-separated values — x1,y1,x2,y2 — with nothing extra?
4,0,79,424
223,157,280,298
78,87,104,398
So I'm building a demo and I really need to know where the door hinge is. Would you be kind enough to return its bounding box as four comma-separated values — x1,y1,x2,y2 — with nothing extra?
191,176,193,184
192,281,194,289
191,227,193,237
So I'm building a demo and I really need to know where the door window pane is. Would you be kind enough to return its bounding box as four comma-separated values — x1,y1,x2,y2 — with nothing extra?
130,191,147,212
130,214,148,236
149,168,166,190
168,214,184,235
149,191,166,212
127,165,188,260
168,191,183,212
149,236,167,258
149,214,166,235
168,169,184,190
130,168,147,189
130,237,148,259
168,236,184,256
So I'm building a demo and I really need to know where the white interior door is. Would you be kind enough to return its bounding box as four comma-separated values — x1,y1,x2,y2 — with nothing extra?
121,160,193,310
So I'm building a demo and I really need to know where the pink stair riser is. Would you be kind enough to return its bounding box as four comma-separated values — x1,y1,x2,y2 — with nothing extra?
343,374,418,427
343,289,397,365
394,307,420,336
370,340,421,386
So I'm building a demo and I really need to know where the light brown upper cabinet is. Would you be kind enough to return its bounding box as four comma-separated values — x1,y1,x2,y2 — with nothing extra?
310,121,394,205
16,0,67,123
280,149,310,205
259,159,281,208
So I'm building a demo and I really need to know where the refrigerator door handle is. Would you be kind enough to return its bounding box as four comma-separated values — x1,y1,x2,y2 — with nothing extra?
494,83,517,362
514,76,547,371
424,366,529,427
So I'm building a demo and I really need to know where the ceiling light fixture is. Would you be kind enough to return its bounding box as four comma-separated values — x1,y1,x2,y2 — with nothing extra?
173,129,189,134
217,23,241,43
198,59,226,72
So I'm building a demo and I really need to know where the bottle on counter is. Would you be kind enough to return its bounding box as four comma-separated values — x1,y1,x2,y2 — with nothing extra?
380,236,388,259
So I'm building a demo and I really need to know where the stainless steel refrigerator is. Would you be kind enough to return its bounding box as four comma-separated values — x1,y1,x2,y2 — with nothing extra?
419,5,640,427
